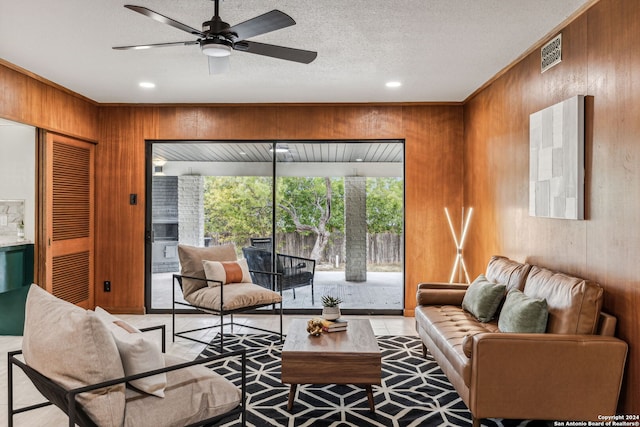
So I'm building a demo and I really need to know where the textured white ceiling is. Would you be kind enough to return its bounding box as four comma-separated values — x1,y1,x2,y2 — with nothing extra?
0,0,590,104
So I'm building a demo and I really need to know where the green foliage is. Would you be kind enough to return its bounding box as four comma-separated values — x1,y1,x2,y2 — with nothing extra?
366,177,403,234
277,177,344,233
203,176,273,243
203,175,403,247
321,295,343,307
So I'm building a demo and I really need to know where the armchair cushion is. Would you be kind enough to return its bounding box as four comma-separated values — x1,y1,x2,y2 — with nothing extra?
123,355,241,427
22,285,125,427
498,289,548,333
185,282,282,311
202,259,252,286
94,307,167,397
461,275,506,322
177,244,237,297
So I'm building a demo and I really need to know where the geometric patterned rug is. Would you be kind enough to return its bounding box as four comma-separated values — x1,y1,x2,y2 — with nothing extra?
199,334,536,427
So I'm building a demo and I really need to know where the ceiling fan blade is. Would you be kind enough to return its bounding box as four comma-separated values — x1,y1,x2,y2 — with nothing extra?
113,41,199,50
208,56,230,75
124,5,204,37
234,41,317,64
229,10,295,42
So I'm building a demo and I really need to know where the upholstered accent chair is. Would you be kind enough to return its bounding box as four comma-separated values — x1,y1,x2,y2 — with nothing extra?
173,243,283,352
8,285,246,427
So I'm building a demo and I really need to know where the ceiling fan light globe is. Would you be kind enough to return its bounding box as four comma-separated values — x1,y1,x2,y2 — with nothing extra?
202,43,231,57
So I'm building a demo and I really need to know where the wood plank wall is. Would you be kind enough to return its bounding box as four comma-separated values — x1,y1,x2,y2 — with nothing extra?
95,105,464,316
4,0,637,412
463,0,639,414
0,62,98,140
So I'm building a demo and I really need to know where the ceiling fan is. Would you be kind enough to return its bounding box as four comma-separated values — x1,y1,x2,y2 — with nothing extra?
113,0,317,74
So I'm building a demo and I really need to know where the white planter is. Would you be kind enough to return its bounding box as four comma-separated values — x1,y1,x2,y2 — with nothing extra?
322,306,341,320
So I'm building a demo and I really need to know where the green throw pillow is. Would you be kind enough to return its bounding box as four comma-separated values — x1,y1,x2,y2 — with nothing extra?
498,289,549,333
0,285,30,335
462,275,506,322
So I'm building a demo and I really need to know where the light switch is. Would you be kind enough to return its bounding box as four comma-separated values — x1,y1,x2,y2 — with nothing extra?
0,215,7,226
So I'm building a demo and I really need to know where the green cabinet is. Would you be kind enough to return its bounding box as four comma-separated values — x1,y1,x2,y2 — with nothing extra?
0,243,34,293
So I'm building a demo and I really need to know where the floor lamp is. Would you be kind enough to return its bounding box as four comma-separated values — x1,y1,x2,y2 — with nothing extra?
445,207,473,284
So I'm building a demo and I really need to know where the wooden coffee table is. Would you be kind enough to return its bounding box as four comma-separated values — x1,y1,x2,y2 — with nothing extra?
281,318,382,412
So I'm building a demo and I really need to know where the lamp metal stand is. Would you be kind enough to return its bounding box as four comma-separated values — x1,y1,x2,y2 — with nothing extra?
445,207,473,284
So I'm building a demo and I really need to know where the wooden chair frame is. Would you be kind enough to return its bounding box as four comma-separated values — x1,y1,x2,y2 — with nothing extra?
8,325,247,427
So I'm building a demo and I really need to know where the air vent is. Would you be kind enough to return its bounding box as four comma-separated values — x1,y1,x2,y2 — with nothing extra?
541,33,562,73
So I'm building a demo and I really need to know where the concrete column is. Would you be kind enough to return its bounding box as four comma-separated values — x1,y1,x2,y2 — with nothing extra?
344,176,367,282
178,175,205,246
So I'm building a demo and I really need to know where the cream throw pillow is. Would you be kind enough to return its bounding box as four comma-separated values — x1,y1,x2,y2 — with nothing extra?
22,285,125,427
203,259,252,286
177,244,238,296
94,307,167,397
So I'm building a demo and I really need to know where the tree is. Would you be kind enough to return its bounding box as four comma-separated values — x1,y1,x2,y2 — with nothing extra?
277,177,344,261
366,177,403,234
203,176,272,244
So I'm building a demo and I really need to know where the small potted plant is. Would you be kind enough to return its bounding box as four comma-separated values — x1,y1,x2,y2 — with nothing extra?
321,295,343,320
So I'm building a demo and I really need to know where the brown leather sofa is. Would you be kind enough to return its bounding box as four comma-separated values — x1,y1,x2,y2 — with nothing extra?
415,256,628,426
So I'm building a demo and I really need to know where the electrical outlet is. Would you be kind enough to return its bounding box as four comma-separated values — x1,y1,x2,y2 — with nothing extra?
104,281,111,292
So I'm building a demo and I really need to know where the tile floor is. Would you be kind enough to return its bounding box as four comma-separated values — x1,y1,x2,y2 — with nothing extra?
0,313,416,427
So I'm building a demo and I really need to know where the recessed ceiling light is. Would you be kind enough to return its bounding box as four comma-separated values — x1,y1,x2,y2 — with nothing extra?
239,151,247,155
355,158,364,162
139,82,156,89
385,81,402,88
269,144,289,153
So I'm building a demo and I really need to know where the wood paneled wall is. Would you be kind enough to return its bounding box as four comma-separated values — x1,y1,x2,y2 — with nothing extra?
463,0,639,413
5,0,637,412
0,62,98,140
94,104,464,316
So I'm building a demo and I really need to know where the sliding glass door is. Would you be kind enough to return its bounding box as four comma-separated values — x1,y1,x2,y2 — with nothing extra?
146,140,404,313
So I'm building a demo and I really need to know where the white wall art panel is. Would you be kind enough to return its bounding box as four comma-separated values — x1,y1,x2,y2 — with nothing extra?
529,95,584,220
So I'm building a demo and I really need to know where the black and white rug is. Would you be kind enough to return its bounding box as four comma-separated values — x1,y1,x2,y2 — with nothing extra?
199,334,535,427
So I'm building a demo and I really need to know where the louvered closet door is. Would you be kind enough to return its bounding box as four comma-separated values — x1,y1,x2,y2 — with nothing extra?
44,133,95,308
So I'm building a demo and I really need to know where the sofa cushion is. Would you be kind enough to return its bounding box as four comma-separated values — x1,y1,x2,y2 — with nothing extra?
203,259,252,286
178,244,238,297
498,289,548,333
0,285,30,335
123,354,241,427
523,266,603,334
485,255,531,292
415,305,499,386
22,285,125,427
461,275,506,322
94,307,167,397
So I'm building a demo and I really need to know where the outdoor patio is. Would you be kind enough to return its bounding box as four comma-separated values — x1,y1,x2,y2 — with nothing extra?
150,270,403,311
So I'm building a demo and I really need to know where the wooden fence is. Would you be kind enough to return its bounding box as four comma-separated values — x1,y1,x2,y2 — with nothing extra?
210,232,402,265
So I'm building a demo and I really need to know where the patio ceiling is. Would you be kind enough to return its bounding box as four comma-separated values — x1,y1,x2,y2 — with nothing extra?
152,141,404,177
153,141,403,163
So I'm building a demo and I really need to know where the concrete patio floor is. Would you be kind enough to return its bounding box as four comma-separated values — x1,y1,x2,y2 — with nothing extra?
150,270,403,312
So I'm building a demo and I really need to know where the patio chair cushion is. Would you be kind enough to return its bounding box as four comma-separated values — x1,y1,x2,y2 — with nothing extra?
202,259,252,286
185,282,282,311
94,307,167,397
22,285,126,427
123,354,241,427
178,244,238,297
